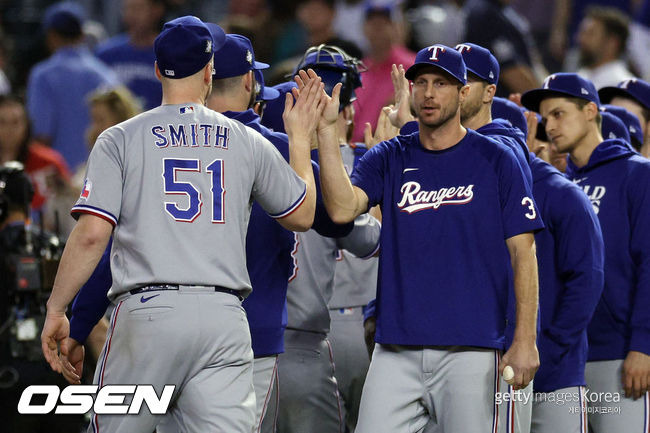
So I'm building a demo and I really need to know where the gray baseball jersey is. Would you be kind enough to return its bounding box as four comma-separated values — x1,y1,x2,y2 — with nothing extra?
286,213,380,333
72,103,306,299
329,143,378,309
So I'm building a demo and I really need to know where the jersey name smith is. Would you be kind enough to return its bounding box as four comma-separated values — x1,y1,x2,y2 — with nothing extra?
151,123,230,149
397,181,475,213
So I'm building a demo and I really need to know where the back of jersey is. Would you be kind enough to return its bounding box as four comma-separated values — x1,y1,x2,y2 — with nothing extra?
72,103,305,298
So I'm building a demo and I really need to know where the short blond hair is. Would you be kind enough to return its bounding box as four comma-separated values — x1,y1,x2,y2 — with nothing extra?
88,86,142,122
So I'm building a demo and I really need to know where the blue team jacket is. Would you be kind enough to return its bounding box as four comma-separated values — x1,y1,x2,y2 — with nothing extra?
70,109,351,357
565,139,650,360
530,156,604,392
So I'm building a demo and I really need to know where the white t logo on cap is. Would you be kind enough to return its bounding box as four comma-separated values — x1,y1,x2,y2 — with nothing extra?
205,40,212,53
428,46,446,61
455,44,472,54
620,79,636,89
246,50,253,64
543,74,557,89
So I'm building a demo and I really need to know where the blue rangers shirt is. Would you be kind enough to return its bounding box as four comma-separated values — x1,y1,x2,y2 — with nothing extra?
350,129,544,347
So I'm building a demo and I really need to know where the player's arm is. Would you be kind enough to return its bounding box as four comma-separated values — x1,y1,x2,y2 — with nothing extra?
624,165,650,399
41,214,112,372
547,185,604,359
313,71,369,224
335,213,381,259
502,232,540,390
59,239,113,384
274,70,324,232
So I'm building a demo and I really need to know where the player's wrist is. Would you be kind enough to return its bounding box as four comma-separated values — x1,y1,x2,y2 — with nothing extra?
46,299,68,316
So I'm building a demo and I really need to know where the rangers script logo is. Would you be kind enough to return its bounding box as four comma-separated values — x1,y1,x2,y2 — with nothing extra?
397,182,474,213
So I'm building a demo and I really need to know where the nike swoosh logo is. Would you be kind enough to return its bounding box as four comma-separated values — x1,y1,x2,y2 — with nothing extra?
140,294,160,303
573,177,588,184
403,168,419,173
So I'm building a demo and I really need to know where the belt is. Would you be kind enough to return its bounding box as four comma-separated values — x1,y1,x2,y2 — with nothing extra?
129,284,244,301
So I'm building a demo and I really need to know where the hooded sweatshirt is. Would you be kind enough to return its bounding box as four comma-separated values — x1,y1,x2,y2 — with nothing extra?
565,139,650,360
530,156,604,392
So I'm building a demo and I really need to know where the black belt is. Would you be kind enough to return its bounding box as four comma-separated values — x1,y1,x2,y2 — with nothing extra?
129,284,244,301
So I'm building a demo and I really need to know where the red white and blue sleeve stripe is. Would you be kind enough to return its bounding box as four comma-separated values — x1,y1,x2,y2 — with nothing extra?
71,205,118,227
268,186,306,219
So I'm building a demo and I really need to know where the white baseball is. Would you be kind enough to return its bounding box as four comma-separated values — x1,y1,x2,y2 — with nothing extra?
502,365,515,383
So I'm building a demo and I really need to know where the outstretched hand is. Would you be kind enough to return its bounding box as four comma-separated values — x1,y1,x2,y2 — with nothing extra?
364,106,400,149
283,68,324,143
385,64,415,129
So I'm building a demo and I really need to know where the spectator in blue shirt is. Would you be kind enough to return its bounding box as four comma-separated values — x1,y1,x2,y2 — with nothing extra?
26,1,119,172
95,0,166,110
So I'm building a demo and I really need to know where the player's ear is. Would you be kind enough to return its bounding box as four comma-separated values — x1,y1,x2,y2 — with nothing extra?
203,59,213,85
583,101,599,122
243,71,253,92
154,62,162,82
459,84,470,101
483,84,497,103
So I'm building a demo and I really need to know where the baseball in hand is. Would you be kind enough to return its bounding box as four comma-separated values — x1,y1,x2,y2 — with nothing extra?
502,365,515,383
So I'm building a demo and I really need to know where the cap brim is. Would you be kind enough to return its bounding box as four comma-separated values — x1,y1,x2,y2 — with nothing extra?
598,86,645,108
261,86,280,101
404,62,465,84
254,61,270,70
520,88,580,113
205,23,227,52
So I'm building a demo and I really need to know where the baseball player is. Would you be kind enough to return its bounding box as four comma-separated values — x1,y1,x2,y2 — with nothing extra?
206,34,360,432
269,46,381,433
598,78,650,156
494,98,606,433
287,44,380,433
317,44,544,432
372,42,538,433
40,16,321,433
522,72,650,433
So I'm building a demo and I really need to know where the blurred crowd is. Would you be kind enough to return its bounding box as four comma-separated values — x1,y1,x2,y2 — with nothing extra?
1,0,649,240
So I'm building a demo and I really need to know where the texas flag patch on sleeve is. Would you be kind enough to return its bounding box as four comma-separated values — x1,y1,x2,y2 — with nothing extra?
80,178,92,200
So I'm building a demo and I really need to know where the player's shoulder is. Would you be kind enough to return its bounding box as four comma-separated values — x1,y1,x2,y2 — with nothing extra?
466,128,516,162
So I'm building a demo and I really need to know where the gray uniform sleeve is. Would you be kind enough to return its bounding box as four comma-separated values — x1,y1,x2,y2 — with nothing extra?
335,213,381,258
71,129,124,226
250,132,307,219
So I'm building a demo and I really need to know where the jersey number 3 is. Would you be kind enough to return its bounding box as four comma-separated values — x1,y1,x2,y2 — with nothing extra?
162,158,225,223
521,196,536,220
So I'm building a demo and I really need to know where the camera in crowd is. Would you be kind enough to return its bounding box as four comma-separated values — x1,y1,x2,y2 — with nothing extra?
0,161,63,363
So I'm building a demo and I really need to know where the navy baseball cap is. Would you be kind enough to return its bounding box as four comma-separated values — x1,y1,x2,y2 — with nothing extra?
260,81,298,133
455,43,499,85
254,69,280,102
521,73,600,113
405,44,467,84
213,34,269,79
601,111,631,143
492,96,527,135
43,1,85,36
602,104,644,145
155,16,226,79
599,79,650,111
